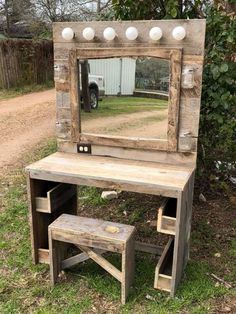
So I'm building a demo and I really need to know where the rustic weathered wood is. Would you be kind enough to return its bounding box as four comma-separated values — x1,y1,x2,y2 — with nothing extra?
27,19,206,298
49,214,135,304
78,244,122,282
167,49,182,151
90,144,197,167
80,133,168,151
27,178,77,264
53,20,206,56
122,232,135,304
154,237,174,292
73,47,182,152
26,152,194,197
62,248,106,269
135,241,162,255
54,19,205,161
69,49,80,141
35,183,76,213
157,198,177,235
170,172,194,296
77,47,173,60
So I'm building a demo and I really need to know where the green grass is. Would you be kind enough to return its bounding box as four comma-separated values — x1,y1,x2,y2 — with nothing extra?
81,96,168,120
0,140,235,313
0,81,54,100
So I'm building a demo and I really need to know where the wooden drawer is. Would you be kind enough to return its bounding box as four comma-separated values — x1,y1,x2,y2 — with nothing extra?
35,183,76,213
157,198,177,235
154,238,174,292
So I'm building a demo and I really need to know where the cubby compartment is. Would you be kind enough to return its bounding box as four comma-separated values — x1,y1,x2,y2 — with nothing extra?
154,238,174,292
35,183,76,213
157,198,177,235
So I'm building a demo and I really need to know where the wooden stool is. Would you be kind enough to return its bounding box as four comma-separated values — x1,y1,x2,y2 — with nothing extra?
48,214,135,304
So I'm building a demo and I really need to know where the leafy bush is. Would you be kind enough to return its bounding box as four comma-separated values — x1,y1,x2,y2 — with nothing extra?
198,6,236,185
112,1,236,185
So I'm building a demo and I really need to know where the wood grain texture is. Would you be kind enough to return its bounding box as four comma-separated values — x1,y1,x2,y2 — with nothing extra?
69,49,80,141
157,198,177,235
53,20,206,56
79,132,168,151
170,172,194,296
73,47,182,152
154,237,174,292
91,144,197,167
26,152,194,196
167,49,182,151
49,213,135,304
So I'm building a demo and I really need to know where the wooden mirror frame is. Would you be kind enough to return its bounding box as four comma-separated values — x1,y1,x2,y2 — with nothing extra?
70,47,182,152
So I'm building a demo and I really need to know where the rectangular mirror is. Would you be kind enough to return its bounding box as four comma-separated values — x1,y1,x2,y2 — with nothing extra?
70,47,182,151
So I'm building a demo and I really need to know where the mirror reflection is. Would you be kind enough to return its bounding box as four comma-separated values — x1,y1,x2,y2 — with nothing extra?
79,57,169,139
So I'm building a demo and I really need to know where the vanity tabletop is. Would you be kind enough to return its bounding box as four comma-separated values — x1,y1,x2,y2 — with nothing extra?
26,152,195,197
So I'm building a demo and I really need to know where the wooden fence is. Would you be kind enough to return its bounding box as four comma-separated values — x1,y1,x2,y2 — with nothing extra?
0,39,53,89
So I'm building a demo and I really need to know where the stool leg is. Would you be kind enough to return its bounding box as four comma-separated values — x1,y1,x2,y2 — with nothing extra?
121,234,135,304
49,230,62,286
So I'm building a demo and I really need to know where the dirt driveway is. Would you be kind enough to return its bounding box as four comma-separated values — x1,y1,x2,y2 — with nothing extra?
0,89,168,172
0,89,56,172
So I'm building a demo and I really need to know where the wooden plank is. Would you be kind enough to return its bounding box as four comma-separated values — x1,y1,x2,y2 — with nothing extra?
154,237,174,292
48,184,77,213
167,49,182,151
49,231,63,285
61,248,106,269
26,152,194,195
157,198,176,235
179,97,201,138
170,172,194,296
35,184,76,213
76,47,171,60
57,139,77,153
78,245,122,282
135,241,162,255
79,132,168,151
50,214,135,250
26,174,39,264
69,49,80,141
91,145,197,167
122,233,135,304
53,20,206,55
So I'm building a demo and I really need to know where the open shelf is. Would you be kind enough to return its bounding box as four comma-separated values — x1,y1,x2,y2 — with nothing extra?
154,238,174,292
157,198,177,235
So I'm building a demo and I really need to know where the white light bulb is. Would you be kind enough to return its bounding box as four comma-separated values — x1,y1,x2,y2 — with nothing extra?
125,26,138,41
83,27,95,41
172,26,186,41
61,27,74,41
103,27,116,41
149,27,163,41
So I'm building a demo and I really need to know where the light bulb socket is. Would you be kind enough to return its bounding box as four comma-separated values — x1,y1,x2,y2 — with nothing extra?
125,27,138,41
82,27,95,41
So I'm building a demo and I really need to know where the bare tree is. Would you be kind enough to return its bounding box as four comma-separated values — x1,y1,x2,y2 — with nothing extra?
33,0,112,22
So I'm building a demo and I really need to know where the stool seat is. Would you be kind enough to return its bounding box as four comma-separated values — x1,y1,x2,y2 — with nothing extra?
49,214,135,304
49,214,135,252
